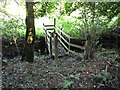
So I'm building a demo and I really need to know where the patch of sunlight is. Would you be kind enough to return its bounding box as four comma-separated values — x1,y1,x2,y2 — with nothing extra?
35,17,54,29
4,0,26,19
70,9,81,17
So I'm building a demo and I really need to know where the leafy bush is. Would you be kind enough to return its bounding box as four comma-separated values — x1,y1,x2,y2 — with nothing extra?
36,27,45,38
57,16,85,38
92,70,118,86
1,18,45,41
1,18,25,40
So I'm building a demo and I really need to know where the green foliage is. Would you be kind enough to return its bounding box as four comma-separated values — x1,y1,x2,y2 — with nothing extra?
93,70,118,85
65,2,119,34
107,16,119,29
35,2,56,18
34,2,120,39
61,79,73,89
95,16,110,35
64,2,74,15
1,18,25,40
57,16,85,38
101,50,116,57
36,28,45,38
96,2,120,20
1,17,45,41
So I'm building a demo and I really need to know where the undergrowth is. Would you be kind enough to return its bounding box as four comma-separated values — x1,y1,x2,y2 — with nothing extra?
1,18,45,40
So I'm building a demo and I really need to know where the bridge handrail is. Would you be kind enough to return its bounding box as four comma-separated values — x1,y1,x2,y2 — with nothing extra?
43,19,85,58
56,27,84,49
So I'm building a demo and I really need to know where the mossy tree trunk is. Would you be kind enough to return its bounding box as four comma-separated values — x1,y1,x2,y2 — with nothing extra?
21,2,35,63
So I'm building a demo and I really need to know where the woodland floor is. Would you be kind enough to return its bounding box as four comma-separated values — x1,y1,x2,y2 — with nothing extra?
2,50,120,89
1,38,120,89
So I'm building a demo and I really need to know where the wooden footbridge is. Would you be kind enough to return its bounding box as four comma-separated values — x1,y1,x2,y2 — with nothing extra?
43,18,85,60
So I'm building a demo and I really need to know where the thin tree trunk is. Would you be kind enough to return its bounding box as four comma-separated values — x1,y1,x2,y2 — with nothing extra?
90,2,96,59
21,2,35,63
82,5,91,60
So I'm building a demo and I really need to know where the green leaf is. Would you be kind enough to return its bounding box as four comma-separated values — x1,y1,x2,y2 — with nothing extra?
62,80,73,88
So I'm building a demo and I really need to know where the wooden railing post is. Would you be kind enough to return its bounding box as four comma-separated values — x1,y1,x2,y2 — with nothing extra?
49,36,52,56
43,23,45,40
54,32,58,61
54,18,56,27
68,37,70,54
60,27,62,41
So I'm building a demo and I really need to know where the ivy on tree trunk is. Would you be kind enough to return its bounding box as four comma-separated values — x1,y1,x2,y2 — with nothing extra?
21,2,35,63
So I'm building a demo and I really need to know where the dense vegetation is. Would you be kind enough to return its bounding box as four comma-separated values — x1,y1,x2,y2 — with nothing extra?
1,1,120,89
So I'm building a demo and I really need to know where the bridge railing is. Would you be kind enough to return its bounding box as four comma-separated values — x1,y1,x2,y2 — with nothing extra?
43,18,85,60
56,26,85,57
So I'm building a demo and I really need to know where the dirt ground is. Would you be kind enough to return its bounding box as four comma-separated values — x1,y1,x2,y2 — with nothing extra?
2,49,120,89
2,37,120,89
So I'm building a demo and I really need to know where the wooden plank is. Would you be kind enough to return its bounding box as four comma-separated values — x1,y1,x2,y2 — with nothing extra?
43,27,47,31
47,37,50,43
70,36,80,39
43,24,55,27
58,37,69,51
47,43,51,54
69,43,85,50
56,26,70,39
47,42,50,48
47,30,54,34
46,28,55,30
56,31,69,45
58,37,83,57
43,27,55,30
56,25,85,40
46,31,51,37
57,29,85,49
55,26,61,32
57,30,84,50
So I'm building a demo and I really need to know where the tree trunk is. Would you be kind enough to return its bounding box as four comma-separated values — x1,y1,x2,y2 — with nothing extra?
89,2,96,59
83,3,96,60
84,33,91,60
82,6,91,60
21,2,35,63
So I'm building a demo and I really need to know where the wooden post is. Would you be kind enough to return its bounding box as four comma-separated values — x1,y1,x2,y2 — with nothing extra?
47,36,50,55
54,32,58,61
68,37,70,54
49,36,52,56
54,18,56,27
43,23,47,43
60,27,62,41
